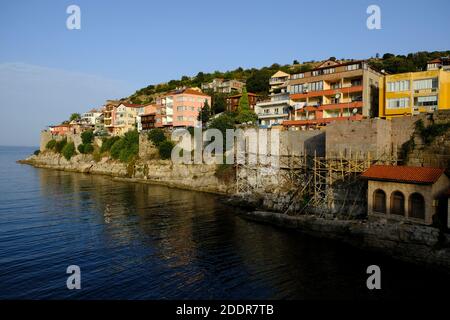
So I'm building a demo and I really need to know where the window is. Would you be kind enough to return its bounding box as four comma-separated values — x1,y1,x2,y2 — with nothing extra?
387,80,410,92
373,189,386,213
291,73,304,80
323,68,335,75
312,70,320,76
387,98,410,109
413,78,438,90
290,84,306,94
409,193,425,219
415,95,438,107
177,116,184,121
310,81,323,92
390,191,405,216
346,64,360,71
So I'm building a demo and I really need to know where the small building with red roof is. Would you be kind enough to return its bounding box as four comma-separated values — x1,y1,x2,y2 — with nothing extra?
361,165,450,225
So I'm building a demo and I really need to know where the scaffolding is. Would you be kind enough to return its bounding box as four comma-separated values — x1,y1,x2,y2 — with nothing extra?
236,150,398,217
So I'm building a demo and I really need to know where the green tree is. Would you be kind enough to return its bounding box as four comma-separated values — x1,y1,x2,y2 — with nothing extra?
158,140,174,160
46,139,57,150
212,93,227,114
55,138,67,153
81,130,94,144
197,99,211,125
236,88,258,124
70,113,81,122
147,128,166,146
62,142,76,160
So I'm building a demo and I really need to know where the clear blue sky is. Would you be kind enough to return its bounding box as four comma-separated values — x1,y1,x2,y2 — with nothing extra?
1,0,449,146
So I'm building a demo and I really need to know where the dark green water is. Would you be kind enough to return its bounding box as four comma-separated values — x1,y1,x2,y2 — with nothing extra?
1,146,449,299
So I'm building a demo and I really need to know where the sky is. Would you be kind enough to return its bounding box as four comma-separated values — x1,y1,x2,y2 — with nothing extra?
0,0,449,146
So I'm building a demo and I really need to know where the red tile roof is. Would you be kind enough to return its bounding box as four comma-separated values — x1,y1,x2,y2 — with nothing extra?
121,103,143,108
361,165,446,184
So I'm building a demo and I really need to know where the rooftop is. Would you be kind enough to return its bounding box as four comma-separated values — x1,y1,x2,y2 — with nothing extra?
361,165,446,185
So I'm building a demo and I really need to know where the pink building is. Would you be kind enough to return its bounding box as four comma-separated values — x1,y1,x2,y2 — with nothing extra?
156,88,211,128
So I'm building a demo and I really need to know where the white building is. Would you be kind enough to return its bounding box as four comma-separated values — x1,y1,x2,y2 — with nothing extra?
81,109,103,126
255,71,291,127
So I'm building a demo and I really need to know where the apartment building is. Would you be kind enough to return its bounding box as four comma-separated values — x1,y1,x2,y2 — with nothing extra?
81,109,103,126
104,102,120,134
226,92,258,112
156,88,211,128
255,71,291,127
201,78,245,93
379,64,450,118
113,103,142,135
283,60,381,130
137,104,159,132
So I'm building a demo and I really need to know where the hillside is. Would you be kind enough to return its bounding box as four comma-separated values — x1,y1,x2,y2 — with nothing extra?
127,50,450,105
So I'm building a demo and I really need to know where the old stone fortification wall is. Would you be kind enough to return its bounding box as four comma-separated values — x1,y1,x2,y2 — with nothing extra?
40,131,100,152
404,110,450,169
21,150,234,195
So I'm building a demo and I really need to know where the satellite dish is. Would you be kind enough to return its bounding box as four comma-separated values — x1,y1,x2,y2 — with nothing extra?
352,108,358,114
335,93,341,99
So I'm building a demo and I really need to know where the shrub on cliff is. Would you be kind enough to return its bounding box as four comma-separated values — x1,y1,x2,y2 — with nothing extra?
34,150,40,156
110,130,139,163
158,140,174,160
147,129,166,146
55,138,67,153
62,142,76,160
100,136,120,153
46,140,56,150
78,143,94,154
81,130,94,144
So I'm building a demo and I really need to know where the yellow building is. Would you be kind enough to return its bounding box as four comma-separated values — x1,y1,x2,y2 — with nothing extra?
379,69,450,118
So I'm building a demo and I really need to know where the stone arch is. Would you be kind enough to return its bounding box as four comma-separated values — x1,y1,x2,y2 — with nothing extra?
390,191,405,216
409,193,425,219
373,189,386,213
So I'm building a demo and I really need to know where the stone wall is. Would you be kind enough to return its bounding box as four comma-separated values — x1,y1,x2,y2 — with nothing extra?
326,118,392,158
138,133,159,160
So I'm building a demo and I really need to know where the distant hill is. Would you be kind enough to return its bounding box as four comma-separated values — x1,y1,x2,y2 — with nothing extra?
126,50,450,105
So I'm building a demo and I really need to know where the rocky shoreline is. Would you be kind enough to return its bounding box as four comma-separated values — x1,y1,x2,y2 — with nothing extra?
19,152,450,271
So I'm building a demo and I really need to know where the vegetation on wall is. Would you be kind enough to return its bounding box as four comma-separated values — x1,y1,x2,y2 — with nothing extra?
158,140,175,160
414,119,450,144
46,139,57,150
147,128,166,146
78,130,95,154
110,130,139,163
62,142,76,160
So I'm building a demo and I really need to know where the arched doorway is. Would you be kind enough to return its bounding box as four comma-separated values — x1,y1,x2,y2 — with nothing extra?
373,189,386,213
390,191,405,216
409,193,425,219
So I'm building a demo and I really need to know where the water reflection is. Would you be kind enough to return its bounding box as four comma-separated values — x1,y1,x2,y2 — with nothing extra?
1,156,449,299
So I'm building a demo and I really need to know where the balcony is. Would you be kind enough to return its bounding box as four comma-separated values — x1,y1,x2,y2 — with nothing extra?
290,85,363,100
257,112,289,119
283,114,364,127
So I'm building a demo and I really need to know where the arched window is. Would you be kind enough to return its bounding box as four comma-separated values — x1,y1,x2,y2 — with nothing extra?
390,191,405,216
373,189,386,213
409,193,425,219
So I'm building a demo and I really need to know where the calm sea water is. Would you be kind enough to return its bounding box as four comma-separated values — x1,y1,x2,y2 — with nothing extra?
0,146,449,300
